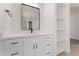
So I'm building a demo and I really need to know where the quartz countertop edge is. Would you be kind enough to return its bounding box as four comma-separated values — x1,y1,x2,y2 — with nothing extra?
1,33,53,40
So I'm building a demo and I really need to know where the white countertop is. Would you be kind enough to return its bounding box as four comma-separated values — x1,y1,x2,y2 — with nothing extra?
1,33,52,40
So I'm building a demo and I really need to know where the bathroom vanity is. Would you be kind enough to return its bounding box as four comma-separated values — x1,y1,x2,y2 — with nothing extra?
0,34,55,56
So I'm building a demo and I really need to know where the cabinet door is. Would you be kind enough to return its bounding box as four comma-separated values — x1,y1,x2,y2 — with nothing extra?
23,42,36,56
35,41,46,56
0,40,7,56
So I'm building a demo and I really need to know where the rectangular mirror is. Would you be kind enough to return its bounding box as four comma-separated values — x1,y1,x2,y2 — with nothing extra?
21,3,40,31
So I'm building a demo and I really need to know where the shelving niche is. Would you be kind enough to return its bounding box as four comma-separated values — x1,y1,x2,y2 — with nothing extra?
57,3,70,54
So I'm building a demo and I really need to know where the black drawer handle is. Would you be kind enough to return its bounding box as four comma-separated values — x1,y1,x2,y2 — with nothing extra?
33,45,35,50
36,44,38,49
11,52,18,56
47,37,50,39
47,52,51,55
47,44,50,46
11,42,18,45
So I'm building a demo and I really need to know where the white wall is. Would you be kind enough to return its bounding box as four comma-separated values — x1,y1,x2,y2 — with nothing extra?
0,3,57,38
0,3,12,36
41,4,57,34
70,11,79,39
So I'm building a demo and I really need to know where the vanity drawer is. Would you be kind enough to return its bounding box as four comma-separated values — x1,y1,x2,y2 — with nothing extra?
23,37,36,45
46,41,53,49
45,40,53,56
45,40,52,46
45,42,52,49
6,39,22,48
7,46,22,56
8,50,22,56
46,50,53,56
43,35,53,40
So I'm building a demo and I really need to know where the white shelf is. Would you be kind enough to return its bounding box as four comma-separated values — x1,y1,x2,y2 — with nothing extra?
57,4,65,19
57,19,65,31
57,31,65,42
57,41,66,54
57,47,64,54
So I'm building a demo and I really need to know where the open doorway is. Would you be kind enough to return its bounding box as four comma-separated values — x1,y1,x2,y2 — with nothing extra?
70,3,79,55
58,3,79,56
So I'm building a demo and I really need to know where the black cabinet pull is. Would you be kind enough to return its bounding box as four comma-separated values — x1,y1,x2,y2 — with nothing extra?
33,45,35,50
47,52,50,55
47,44,50,46
47,37,50,39
11,42,18,45
36,44,38,49
11,52,18,56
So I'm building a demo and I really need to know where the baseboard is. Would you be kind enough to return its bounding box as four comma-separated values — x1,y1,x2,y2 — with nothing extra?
70,38,79,40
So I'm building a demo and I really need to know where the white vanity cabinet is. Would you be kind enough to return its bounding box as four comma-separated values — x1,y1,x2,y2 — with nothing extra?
0,34,54,56
6,39,22,56
23,41,36,56
0,39,23,56
23,37,46,56
23,41,46,56
23,35,54,56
